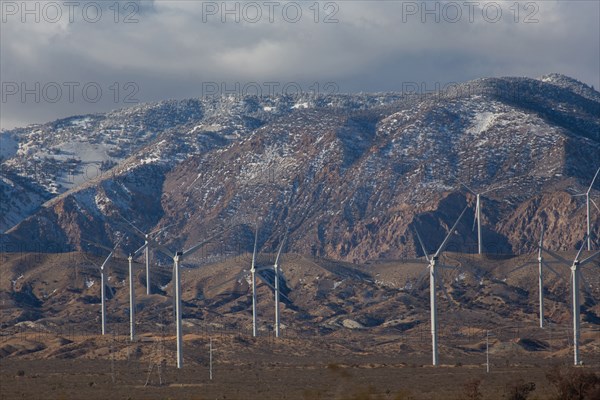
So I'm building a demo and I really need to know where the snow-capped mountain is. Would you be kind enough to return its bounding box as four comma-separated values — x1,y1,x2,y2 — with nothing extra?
1,75,599,262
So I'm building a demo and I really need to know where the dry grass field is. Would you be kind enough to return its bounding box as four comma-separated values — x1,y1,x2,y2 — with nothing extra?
1,330,599,400
1,251,599,399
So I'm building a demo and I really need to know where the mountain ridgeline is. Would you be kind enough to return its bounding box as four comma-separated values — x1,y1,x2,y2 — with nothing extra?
1,74,599,264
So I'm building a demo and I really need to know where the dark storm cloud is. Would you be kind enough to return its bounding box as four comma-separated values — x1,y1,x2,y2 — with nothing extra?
1,0,598,129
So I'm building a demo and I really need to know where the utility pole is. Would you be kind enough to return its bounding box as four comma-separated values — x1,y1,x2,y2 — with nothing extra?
209,338,213,381
486,330,490,373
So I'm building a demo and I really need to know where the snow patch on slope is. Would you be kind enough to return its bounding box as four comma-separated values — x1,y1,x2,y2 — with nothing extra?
467,112,497,135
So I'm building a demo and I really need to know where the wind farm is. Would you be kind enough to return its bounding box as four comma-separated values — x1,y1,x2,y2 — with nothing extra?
1,243,599,399
2,75,600,399
3,0,600,394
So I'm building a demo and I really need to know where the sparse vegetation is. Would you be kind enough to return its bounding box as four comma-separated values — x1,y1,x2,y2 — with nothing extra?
504,379,536,400
545,366,600,400
302,388,324,399
392,390,415,400
461,378,483,400
340,385,381,400
327,362,352,378
2,357,598,400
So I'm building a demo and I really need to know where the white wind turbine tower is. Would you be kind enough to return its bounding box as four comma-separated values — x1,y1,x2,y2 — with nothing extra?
127,243,151,341
271,234,287,338
507,226,561,328
413,206,468,366
83,239,123,335
152,233,227,369
250,226,258,337
539,234,600,365
247,227,292,337
121,217,174,295
573,167,600,251
460,182,505,254
210,227,290,338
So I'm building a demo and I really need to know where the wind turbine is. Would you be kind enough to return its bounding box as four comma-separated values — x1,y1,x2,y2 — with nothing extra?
251,226,258,337
460,182,505,254
127,243,150,341
243,227,293,338
506,226,561,328
573,167,600,251
272,234,287,338
413,206,468,366
83,239,123,336
210,227,290,338
539,235,600,365
121,217,174,295
151,230,231,369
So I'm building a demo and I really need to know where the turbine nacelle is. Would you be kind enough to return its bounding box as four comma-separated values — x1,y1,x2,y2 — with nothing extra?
571,261,579,271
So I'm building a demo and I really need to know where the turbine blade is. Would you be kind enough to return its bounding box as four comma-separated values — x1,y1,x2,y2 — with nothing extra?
251,225,259,271
171,262,177,316
472,202,478,232
580,272,595,301
459,180,476,195
437,279,453,306
438,263,459,271
434,206,468,258
134,243,148,257
119,214,147,238
81,238,123,253
569,270,575,315
506,250,537,275
538,226,545,257
413,228,431,262
149,223,176,237
82,239,114,253
507,261,535,275
587,167,600,194
171,262,176,292
274,233,288,266
590,198,600,213
256,273,292,302
154,243,175,259
409,266,430,296
574,234,588,262
100,251,115,271
539,246,572,266
255,265,275,272
106,282,115,298
399,258,429,264
181,241,208,259
208,272,246,292
480,183,508,196
82,253,102,270
580,250,600,267
182,224,239,258
542,260,562,278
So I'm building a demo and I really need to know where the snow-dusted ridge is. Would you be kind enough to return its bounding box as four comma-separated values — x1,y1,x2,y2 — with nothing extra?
1,75,599,262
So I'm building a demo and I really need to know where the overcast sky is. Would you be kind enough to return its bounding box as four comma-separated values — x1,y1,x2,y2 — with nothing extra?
1,0,598,130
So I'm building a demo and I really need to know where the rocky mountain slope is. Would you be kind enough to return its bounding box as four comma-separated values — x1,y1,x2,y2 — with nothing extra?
1,74,599,263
